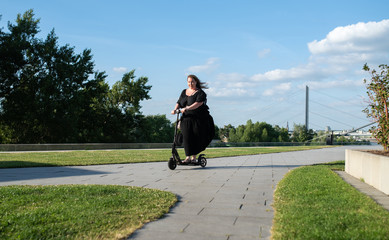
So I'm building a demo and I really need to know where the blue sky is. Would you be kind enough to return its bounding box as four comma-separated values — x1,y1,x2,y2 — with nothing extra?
1,0,389,130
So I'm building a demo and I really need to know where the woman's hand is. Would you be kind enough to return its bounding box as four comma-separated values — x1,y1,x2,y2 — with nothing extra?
172,103,180,114
171,109,182,114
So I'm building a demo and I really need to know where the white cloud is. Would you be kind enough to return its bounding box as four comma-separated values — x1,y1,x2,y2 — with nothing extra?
262,82,292,96
187,57,220,73
113,67,128,73
204,20,389,100
207,73,256,98
207,87,254,98
215,73,256,88
308,20,389,55
299,79,363,90
250,19,389,85
251,64,324,82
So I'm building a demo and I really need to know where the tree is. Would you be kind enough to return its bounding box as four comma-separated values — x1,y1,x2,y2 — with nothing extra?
257,122,278,142
219,124,234,141
78,72,111,141
224,120,289,143
241,120,254,142
0,10,110,143
213,125,220,140
0,10,154,143
275,125,290,142
236,125,245,142
291,124,314,142
333,135,356,144
311,130,328,143
138,115,174,143
261,128,269,142
106,70,152,142
109,70,151,115
363,63,389,151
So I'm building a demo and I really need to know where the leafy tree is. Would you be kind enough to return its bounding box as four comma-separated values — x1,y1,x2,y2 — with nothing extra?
106,70,151,142
225,120,289,143
0,122,12,143
213,125,220,140
275,125,290,142
0,10,110,143
291,124,314,142
241,120,254,142
0,10,153,143
253,122,262,142
261,128,269,142
333,135,357,143
228,126,240,143
138,115,174,143
257,122,278,142
76,72,110,142
311,130,328,143
363,63,389,151
109,70,151,115
236,125,245,142
219,124,234,140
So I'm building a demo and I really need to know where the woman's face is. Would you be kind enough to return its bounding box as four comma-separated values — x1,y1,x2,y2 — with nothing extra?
187,77,197,89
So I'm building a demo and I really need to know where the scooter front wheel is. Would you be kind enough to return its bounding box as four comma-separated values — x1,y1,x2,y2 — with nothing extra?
168,157,177,170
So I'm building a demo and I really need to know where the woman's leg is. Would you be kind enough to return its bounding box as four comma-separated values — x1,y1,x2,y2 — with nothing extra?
183,156,191,163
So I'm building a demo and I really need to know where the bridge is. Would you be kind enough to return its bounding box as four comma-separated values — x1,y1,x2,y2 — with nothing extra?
244,85,374,137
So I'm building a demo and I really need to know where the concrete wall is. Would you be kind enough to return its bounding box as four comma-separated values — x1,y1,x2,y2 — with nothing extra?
1,141,371,152
345,149,389,195
0,143,172,151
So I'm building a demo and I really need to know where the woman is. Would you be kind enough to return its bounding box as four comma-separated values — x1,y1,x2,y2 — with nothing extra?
171,74,214,163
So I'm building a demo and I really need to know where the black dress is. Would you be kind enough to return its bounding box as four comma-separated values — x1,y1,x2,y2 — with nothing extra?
177,89,215,156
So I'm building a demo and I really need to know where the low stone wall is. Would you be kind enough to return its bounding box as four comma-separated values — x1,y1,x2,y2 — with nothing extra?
345,149,389,195
0,143,172,151
0,142,369,152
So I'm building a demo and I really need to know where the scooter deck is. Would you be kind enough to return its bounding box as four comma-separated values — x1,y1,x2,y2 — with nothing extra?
179,160,200,166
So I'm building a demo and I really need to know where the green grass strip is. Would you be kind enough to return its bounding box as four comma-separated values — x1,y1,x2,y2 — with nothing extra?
272,162,389,239
0,146,330,168
0,185,177,239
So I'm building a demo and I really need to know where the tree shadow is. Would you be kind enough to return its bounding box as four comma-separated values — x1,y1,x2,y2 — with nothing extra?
177,164,304,170
0,161,57,168
0,163,110,182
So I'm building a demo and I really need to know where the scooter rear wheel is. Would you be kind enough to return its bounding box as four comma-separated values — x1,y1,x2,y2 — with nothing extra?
168,157,177,170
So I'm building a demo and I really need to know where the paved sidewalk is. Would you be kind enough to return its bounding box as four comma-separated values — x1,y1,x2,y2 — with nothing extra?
0,145,385,239
336,171,389,211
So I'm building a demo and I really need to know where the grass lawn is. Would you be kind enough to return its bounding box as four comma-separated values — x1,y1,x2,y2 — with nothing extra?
0,145,330,168
0,145,330,239
5,145,384,239
0,185,177,240
272,161,389,239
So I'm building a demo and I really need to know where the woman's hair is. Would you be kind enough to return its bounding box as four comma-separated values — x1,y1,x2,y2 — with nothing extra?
187,74,208,89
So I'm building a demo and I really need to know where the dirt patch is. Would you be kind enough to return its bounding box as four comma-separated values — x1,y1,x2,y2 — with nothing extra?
364,150,389,157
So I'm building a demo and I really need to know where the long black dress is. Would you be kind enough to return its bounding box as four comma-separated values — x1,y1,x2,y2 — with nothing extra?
176,89,214,156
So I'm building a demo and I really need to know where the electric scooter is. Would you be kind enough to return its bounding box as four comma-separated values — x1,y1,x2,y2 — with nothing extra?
168,109,207,170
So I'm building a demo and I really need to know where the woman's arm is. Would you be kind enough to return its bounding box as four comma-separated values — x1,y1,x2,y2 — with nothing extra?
181,101,203,113
171,103,180,114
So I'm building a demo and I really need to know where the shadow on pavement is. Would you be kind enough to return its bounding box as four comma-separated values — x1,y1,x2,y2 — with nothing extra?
174,164,304,170
0,165,110,182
